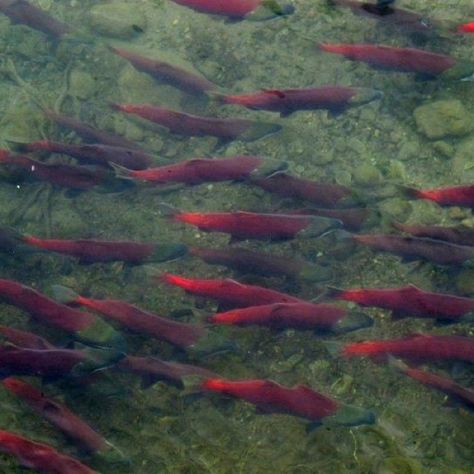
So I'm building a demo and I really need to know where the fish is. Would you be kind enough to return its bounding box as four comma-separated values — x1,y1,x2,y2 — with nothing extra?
110,46,216,96
392,222,474,247
351,233,474,265
196,377,376,427
44,109,142,150
250,172,353,207
208,302,373,333
112,155,286,185
117,355,218,388
214,86,382,117
111,103,281,143
341,334,474,363
0,325,54,350
319,43,456,77
161,204,342,241
0,430,95,473
458,21,474,33
404,184,474,209
160,273,303,308
3,377,109,454
388,357,474,409
0,150,110,190
0,278,125,349
168,0,294,20
52,285,207,350
327,284,474,321
0,344,124,379
189,246,332,282
4,227,187,264
289,207,371,231
0,0,71,39
21,140,154,170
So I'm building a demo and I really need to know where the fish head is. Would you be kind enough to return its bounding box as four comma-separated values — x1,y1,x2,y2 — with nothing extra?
324,403,376,427
297,217,343,239
247,1,295,21
349,88,384,106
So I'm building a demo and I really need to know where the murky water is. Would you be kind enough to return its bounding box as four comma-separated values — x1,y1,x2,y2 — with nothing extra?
0,0,472,473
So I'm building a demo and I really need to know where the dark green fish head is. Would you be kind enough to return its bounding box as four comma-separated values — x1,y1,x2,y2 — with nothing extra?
324,403,377,427
76,317,127,352
247,1,295,20
349,88,384,107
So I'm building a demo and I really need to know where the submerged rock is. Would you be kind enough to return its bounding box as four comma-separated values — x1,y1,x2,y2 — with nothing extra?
413,100,473,139
90,3,146,39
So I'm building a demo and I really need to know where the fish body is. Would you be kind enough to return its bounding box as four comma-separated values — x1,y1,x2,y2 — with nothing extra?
406,185,474,209
161,273,302,308
458,21,474,33
110,47,215,95
3,378,106,453
343,334,474,363
53,286,206,349
328,284,474,321
166,208,342,241
116,155,282,184
319,43,456,76
0,325,54,350
352,233,474,265
23,140,153,170
111,103,281,142
250,172,352,207
0,0,71,39
393,222,474,247
217,86,381,116
0,430,95,473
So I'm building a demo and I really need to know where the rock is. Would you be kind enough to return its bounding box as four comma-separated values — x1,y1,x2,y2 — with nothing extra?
90,3,146,39
413,100,473,139
432,140,454,159
69,70,96,100
453,135,474,182
352,162,382,185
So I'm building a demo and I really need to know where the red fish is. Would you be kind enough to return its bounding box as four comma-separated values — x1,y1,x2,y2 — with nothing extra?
3,378,108,454
0,278,124,348
110,46,216,96
289,207,370,231
22,140,153,170
113,155,285,185
0,150,109,190
160,273,302,308
0,430,95,473
250,172,353,207
44,110,141,150
215,86,382,117
405,185,474,209
189,246,331,282
162,205,342,241
208,302,372,333
0,344,124,379
319,43,456,77
0,0,71,39
53,285,206,350
458,21,474,33
342,334,474,363
199,378,375,427
0,325,54,350
169,0,294,19
111,103,281,142
352,233,474,265
389,357,474,408
327,284,474,321
393,222,474,247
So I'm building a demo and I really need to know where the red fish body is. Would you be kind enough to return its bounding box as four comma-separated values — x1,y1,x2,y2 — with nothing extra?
110,47,216,95
393,222,474,247
0,0,71,39
166,208,342,241
406,185,474,209
458,21,474,33
23,140,153,170
342,334,474,363
111,103,281,142
352,233,474,265
3,378,107,453
290,207,370,231
161,273,302,308
117,155,282,185
53,286,206,350
328,284,474,321
250,172,353,207
0,430,95,473
217,86,381,116
319,43,456,76
20,233,186,264
0,325,54,350
0,151,108,190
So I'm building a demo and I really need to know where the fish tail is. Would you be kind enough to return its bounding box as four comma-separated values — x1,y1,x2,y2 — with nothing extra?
109,162,134,180
150,243,188,263
250,160,288,179
397,185,423,199
333,311,374,334
207,91,228,104
158,202,180,219
51,285,80,305
322,340,344,357
387,355,409,373
240,121,282,142
324,286,345,299
180,374,207,395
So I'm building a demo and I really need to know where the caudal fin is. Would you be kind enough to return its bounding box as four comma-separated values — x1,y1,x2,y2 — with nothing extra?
240,121,282,142
324,286,345,299
51,285,80,305
109,162,134,180
158,202,180,218
333,311,373,334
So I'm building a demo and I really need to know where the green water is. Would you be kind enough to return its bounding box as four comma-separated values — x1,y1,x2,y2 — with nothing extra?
0,0,473,472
